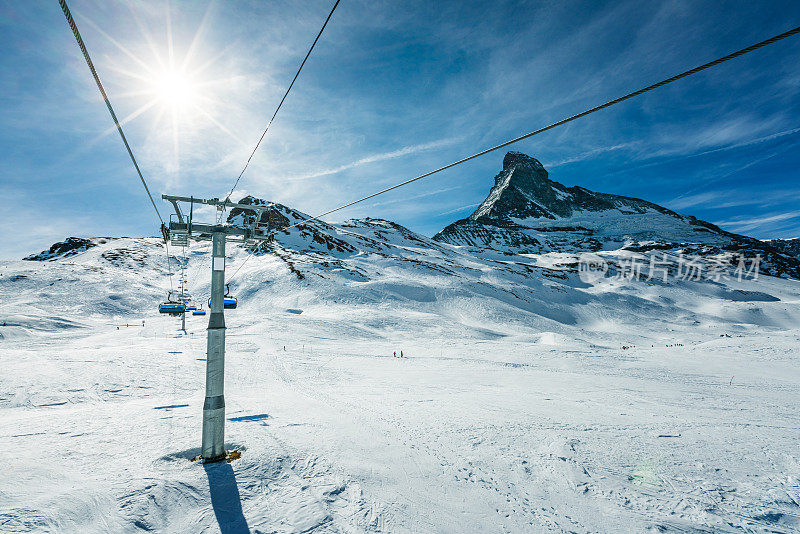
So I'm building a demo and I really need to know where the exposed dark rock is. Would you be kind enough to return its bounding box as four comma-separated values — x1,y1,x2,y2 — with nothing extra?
467,151,679,224
227,196,290,230
101,248,148,268
765,237,800,258
24,237,97,261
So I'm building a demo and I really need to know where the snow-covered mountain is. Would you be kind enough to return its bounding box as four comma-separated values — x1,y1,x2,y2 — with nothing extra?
15,160,799,336
24,236,100,261
14,189,796,341
433,152,800,279
22,153,799,285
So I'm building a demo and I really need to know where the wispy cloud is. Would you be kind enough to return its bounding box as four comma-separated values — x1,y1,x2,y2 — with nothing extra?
0,187,96,259
545,142,638,168
686,127,800,159
283,138,461,181
601,122,800,183
666,149,786,207
438,202,481,217
668,188,800,211
714,210,800,233
364,186,462,209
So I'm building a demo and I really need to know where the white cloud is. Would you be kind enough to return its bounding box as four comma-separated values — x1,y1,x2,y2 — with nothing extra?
545,143,638,168
0,189,96,260
714,210,800,233
668,188,800,211
364,186,462,209
438,202,481,217
282,138,462,182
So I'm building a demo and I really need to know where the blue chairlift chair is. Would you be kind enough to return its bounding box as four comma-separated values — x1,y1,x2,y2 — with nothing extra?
208,284,238,310
159,290,185,316
159,302,185,315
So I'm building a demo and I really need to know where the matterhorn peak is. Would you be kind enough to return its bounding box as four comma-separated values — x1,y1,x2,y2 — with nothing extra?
501,151,548,175
470,151,563,222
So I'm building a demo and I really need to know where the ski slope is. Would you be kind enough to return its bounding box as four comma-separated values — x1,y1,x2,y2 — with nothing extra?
1,231,800,532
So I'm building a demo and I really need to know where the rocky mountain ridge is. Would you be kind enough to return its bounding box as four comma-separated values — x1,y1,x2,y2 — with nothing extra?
22,153,800,280
433,152,800,279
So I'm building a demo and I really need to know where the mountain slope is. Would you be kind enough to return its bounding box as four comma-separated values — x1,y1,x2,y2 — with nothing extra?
766,237,800,258
14,193,798,342
5,187,800,533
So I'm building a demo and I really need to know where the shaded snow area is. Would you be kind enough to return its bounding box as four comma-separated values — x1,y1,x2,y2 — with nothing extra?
2,226,800,533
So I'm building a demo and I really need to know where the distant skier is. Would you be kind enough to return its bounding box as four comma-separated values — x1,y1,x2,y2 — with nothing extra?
400,350,404,358
393,351,396,358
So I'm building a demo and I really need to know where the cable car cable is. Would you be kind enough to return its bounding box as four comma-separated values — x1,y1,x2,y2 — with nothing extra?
225,23,800,285
270,23,800,235
221,0,342,211
165,240,174,293
59,0,183,311
58,0,165,227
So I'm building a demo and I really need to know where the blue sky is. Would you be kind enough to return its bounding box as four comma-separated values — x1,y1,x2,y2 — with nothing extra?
1,0,799,259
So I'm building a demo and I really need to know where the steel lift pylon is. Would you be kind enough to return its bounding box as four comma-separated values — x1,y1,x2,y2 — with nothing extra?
162,194,273,462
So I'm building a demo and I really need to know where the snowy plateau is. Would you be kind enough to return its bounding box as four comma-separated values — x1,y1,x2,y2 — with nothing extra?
1,152,800,533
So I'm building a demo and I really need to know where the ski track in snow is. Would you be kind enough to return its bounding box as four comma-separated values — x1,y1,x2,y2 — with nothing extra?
1,234,800,533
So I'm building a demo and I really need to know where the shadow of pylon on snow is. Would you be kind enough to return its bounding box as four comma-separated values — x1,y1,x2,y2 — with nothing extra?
204,461,251,534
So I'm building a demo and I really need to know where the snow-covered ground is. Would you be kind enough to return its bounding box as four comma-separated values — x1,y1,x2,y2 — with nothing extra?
1,233,800,532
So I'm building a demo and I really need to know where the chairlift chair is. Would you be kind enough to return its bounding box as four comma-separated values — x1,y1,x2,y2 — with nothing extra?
223,283,237,309
207,297,237,309
159,290,186,316
159,303,185,316
169,214,188,247
208,284,238,310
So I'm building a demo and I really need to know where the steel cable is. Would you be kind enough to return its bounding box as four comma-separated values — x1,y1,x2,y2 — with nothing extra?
221,0,342,210
274,24,800,235
225,24,800,285
58,0,165,226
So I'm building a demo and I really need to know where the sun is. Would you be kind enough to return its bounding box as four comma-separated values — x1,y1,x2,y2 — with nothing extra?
83,2,249,179
153,69,198,112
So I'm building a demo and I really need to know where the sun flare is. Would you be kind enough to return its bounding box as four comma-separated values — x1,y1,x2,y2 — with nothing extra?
153,70,198,111
83,2,246,178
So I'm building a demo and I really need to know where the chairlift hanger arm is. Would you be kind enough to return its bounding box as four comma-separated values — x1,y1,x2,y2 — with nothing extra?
167,199,185,223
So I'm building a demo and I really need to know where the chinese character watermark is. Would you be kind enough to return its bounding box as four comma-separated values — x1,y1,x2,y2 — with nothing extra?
577,253,761,283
